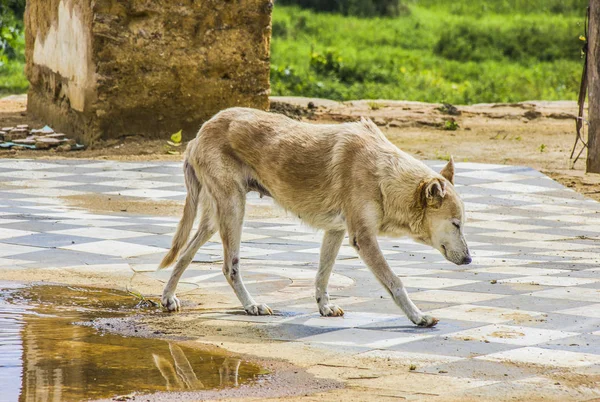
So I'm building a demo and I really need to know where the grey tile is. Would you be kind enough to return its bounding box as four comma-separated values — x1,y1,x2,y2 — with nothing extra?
389,335,518,358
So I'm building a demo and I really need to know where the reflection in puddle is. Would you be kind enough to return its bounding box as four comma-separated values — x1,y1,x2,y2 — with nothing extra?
0,283,264,401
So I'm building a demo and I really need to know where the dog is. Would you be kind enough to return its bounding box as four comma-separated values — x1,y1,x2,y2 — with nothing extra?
158,107,471,327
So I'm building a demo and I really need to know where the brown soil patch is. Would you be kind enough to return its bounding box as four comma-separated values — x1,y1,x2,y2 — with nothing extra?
500,312,542,324
490,330,525,339
63,194,184,216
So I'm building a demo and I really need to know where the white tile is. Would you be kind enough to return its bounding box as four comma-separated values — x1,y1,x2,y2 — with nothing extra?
298,328,433,349
0,228,37,239
530,287,600,303
475,182,550,193
13,197,67,206
0,244,44,257
449,324,577,346
6,188,87,197
201,244,286,259
61,240,166,258
467,221,545,232
556,304,600,318
510,241,592,251
7,179,82,189
54,219,133,228
0,257,31,267
467,212,521,221
459,170,532,182
101,179,180,189
300,312,403,328
247,267,354,287
470,249,514,257
74,161,160,170
0,161,69,170
495,193,581,205
2,170,69,179
390,267,446,276
477,232,568,242
88,170,169,179
469,266,569,276
208,231,268,243
0,219,27,225
456,162,509,170
478,347,600,368
51,227,149,240
400,276,478,289
464,202,500,212
434,257,537,266
499,276,598,287
426,304,542,324
410,290,506,304
568,225,600,234
532,250,600,259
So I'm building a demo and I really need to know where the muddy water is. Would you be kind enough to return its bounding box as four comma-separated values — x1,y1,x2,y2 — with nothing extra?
0,282,265,402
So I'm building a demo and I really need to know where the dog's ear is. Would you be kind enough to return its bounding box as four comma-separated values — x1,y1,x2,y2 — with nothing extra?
440,157,455,185
421,178,447,209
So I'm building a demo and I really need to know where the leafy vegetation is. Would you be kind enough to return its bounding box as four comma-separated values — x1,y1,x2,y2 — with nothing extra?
277,0,408,18
271,1,588,103
0,0,590,104
0,0,26,95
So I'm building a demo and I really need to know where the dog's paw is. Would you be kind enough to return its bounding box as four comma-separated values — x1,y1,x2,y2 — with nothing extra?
161,294,181,312
416,315,439,327
319,304,344,317
244,303,273,316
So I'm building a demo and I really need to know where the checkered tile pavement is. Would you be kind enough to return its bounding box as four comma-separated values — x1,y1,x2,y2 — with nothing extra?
0,158,599,394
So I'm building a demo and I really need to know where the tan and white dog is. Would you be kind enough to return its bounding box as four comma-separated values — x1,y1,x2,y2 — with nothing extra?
159,107,471,327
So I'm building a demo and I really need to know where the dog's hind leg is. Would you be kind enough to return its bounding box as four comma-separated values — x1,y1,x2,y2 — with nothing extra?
161,210,217,311
217,187,272,316
315,229,346,316
350,230,438,327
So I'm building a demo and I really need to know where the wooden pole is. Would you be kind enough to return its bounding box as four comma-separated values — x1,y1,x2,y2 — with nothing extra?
587,0,600,172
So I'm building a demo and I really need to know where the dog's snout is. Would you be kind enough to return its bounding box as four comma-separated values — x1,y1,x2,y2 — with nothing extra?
461,255,472,265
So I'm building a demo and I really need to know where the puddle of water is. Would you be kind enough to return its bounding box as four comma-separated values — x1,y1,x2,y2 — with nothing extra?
0,282,265,401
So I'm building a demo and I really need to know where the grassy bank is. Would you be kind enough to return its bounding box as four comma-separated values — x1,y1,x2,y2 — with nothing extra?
0,58,27,96
0,1,588,104
270,2,587,103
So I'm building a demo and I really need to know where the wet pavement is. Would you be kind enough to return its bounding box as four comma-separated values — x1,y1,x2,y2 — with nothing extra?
0,283,264,401
0,159,599,399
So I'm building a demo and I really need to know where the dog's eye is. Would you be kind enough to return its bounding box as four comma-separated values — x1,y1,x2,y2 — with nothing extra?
452,222,460,229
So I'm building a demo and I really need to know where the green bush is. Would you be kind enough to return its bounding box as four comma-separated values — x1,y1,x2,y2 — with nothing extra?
435,19,581,62
404,0,587,16
0,0,25,60
276,0,407,18
0,0,27,94
270,5,585,103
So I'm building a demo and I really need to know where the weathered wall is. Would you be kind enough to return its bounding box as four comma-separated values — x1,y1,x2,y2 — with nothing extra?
25,0,273,144
25,0,96,140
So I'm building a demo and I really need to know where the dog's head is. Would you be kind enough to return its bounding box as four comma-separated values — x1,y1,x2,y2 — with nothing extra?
414,158,471,265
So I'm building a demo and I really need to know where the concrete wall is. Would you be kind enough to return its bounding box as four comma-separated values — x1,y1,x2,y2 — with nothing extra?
25,0,273,144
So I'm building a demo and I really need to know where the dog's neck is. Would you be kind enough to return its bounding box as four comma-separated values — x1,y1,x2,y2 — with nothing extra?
379,171,429,237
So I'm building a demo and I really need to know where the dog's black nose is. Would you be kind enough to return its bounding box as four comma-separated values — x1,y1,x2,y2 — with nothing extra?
462,256,472,265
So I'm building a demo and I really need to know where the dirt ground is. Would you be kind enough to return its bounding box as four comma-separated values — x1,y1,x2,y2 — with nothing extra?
2,94,599,202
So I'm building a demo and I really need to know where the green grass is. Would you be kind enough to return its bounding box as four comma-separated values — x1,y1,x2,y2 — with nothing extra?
0,57,27,96
270,2,588,103
0,1,589,104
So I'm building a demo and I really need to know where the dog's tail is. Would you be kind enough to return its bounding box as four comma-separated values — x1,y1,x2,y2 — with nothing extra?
158,159,201,269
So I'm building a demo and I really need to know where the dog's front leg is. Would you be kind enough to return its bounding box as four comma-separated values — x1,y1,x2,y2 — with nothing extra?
350,232,438,327
316,229,346,316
